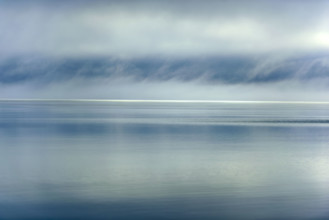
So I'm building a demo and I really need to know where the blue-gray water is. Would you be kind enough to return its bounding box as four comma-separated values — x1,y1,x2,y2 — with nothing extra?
0,101,329,220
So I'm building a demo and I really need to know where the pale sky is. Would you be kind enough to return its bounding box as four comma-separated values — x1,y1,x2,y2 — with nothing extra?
1,0,329,57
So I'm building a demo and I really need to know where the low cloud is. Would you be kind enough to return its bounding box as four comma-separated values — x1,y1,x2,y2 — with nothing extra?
1,72,329,101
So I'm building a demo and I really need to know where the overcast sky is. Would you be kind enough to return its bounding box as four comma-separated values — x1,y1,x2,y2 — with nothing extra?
1,0,329,57
0,0,329,100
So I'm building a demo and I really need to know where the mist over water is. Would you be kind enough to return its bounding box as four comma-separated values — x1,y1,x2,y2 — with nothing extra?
0,101,328,220
1,55,329,101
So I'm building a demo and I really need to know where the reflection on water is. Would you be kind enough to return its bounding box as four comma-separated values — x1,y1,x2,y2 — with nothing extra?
0,101,329,220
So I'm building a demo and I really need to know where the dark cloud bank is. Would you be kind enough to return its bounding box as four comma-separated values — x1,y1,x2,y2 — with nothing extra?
1,54,329,84
0,54,328,101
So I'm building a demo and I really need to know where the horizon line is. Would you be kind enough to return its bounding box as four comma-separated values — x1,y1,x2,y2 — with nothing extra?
1,99,329,104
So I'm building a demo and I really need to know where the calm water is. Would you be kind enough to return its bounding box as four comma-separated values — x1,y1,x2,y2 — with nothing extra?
0,101,329,220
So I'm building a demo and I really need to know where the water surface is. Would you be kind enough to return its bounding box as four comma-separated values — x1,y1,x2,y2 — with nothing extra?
0,101,329,219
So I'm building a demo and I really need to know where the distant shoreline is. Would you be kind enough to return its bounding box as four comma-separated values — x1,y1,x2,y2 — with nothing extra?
1,99,329,104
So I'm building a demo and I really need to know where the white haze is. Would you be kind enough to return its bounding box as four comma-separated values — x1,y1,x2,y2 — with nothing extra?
1,78,329,102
